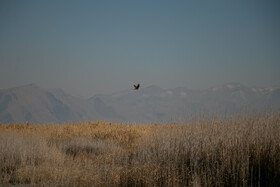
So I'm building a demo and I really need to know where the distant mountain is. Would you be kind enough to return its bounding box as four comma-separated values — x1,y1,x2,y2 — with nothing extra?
89,83,280,122
0,83,279,123
0,84,94,123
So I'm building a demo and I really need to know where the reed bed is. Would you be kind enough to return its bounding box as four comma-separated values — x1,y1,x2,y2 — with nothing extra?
0,113,279,186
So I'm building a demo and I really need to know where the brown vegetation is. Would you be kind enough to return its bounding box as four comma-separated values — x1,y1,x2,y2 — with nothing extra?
0,113,280,186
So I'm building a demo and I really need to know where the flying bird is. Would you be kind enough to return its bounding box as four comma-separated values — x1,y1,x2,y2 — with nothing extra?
134,84,140,90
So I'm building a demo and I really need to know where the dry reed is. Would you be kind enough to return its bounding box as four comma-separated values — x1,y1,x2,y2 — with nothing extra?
0,113,279,186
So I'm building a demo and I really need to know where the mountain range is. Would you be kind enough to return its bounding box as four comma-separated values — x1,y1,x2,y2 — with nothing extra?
0,83,279,123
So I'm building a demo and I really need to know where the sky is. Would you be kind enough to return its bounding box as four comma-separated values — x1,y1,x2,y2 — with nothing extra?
0,0,280,98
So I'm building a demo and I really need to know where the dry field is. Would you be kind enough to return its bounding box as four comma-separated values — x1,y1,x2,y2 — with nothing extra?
0,113,280,186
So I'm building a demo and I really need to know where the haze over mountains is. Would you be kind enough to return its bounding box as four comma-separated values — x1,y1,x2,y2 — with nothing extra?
0,83,279,123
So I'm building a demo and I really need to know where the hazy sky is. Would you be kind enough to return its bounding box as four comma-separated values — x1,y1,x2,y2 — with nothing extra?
1,0,280,97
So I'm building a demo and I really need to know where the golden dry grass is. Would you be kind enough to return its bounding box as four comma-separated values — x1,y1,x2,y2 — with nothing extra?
0,113,280,186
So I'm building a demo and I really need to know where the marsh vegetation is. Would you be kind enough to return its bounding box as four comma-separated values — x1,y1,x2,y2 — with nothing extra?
0,113,280,186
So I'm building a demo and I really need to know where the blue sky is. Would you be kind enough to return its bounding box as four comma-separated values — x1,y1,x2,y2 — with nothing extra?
0,0,279,97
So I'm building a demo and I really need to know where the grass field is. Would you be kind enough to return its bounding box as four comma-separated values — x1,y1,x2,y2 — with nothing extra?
0,113,280,186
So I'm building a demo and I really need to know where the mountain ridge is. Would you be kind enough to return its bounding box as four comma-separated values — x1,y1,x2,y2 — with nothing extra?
0,83,279,123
